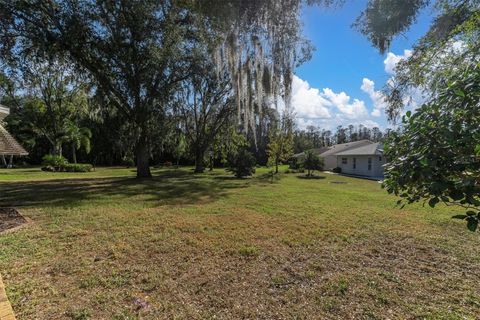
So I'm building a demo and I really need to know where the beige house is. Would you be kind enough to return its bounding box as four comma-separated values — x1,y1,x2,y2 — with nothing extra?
0,105,28,167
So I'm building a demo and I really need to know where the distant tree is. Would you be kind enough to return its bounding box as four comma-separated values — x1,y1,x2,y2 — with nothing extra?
10,60,89,157
322,129,333,146
176,52,235,173
267,115,294,174
383,64,480,231
171,132,187,167
335,126,347,144
303,150,324,177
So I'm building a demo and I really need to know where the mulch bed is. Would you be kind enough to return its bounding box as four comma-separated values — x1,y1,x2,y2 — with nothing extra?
0,207,27,233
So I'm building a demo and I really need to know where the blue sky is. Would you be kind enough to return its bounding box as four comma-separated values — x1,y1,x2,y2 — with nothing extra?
292,1,434,130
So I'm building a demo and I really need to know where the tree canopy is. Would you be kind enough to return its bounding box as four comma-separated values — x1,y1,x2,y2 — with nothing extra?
383,63,480,230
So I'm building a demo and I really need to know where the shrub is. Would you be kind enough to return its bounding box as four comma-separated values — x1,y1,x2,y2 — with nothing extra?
332,167,342,173
122,156,135,168
303,150,323,177
42,154,68,168
227,149,256,178
63,163,93,172
41,154,92,172
289,157,302,170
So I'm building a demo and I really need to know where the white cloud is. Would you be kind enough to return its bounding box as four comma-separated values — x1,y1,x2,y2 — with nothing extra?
384,49,412,75
361,78,387,117
322,88,369,119
291,76,332,119
291,75,381,130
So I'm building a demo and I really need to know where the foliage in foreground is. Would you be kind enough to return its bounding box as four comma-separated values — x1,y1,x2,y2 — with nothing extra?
383,64,480,231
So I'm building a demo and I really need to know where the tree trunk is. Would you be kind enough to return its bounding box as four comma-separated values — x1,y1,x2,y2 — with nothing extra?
194,148,205,173
136,136,151,178
1,155,6,167
209,153,214,171
72,143,77,164
53,142,62,157
275,158,279,174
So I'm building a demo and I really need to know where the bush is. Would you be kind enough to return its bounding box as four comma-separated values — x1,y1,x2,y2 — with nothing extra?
227,149,256,178
63,163,93,172
289,157,302,170
332,167,342,173
42,154,68,168
303,150,323,177
122,156,135,168
41,154,92,172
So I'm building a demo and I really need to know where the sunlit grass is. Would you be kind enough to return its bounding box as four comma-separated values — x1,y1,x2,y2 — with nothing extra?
0,166,479,319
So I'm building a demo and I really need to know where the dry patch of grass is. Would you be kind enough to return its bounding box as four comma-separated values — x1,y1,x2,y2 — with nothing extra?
0,167,479,319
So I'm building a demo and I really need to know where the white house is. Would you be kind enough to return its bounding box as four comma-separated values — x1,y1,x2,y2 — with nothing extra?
335,142,384,179
319,140,373,170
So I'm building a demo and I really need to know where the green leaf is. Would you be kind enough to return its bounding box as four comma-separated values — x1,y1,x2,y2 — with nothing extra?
449,190,464,201
454,89,465,97
475,145,480,156
466,217,478,232
451,214,467,220
428,197,439,208
406,110,412,117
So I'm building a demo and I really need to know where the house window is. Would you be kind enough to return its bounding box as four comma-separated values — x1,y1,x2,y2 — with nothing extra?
353,158,356,169
342,158,348,164
368,157,372,171
379,156,382,161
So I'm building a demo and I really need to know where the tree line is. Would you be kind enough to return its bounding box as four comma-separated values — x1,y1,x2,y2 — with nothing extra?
293,124,386,154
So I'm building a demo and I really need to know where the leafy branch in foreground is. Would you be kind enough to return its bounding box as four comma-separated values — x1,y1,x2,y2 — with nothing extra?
382,63,480,231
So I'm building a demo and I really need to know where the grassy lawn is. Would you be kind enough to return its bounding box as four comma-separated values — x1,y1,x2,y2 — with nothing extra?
0,167,479,319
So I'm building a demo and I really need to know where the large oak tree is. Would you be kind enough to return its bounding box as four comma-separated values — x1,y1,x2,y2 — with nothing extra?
0,0,196,177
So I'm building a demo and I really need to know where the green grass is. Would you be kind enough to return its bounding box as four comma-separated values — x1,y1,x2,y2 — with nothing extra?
0,166,479,319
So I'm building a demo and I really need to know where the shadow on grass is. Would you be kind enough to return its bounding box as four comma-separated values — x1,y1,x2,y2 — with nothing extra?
296,175,326,180
0,169,248,208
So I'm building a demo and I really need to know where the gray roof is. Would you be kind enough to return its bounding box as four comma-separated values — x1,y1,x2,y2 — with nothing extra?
319,140,373,157
335,142,383,156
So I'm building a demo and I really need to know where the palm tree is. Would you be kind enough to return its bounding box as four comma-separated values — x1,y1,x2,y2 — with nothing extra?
64,122,92,163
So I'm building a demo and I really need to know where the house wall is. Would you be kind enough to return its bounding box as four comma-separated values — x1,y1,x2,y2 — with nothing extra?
322,155,338,170
336,155,384,178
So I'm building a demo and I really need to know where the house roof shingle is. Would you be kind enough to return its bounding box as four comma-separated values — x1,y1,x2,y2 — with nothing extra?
319,140,373,157
0,106,29,156
335,142,383,156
